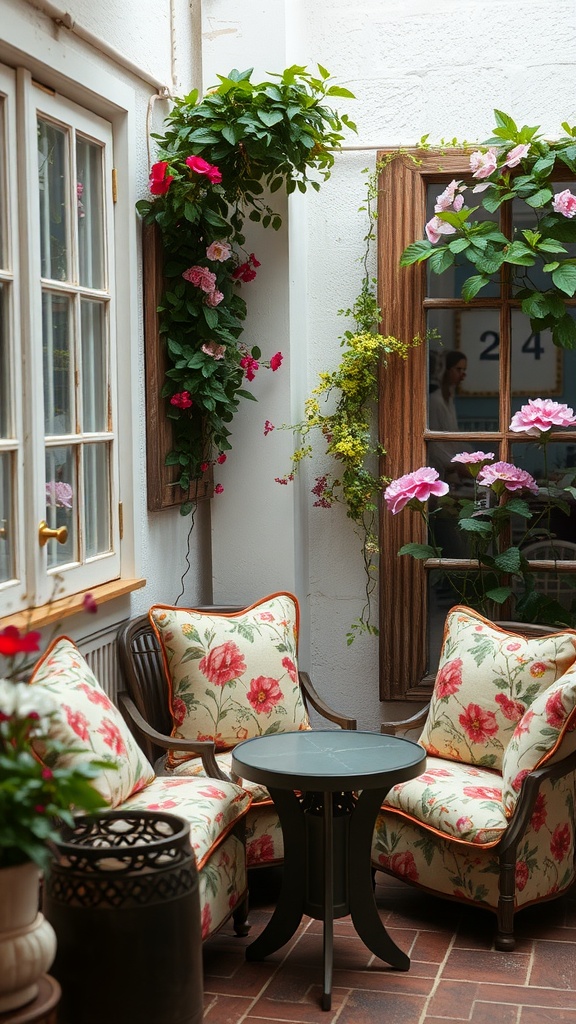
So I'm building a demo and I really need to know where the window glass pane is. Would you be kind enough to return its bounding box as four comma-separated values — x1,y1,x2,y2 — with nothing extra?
0,97,5,266
43,292,73,435
0,283,9,438
45,445,76,568
426,183,500,299
510,310,563,399
83,443,111,557
81,299,107,432
76,136,105,290
38,119,69,282
0,452,15,584
511,440,576,550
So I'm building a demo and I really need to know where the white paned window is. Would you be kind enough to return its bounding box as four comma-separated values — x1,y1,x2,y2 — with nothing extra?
0,66,120,616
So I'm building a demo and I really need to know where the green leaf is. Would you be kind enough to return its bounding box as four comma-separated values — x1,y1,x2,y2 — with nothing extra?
525,188,553,208
552,314,576,349
399,241,435,266
493,109,518,134
461,274,490,301
485,586,513,604
202,307,218,328
448,237,471,253
457,518,493,535
326,85,356,98
552,263,576,297
494,546,523,573
258,109,284,127
398,543,437,559
504,241,536,266
429,248,455,274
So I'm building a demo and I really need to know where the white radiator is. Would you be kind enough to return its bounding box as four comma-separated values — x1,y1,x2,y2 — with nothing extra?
78,624,123,701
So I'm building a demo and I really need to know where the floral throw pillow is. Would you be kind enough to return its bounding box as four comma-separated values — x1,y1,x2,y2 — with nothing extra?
149,593,310,768
29,636,155,805
502,663,576,815
419,606,576,771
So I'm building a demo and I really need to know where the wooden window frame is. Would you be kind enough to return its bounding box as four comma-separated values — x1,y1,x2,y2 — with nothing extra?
142,222,212,511
376,150,576,701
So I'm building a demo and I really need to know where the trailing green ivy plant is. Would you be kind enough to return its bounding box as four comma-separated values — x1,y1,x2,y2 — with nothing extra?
137,65,355,512
401,110,576,350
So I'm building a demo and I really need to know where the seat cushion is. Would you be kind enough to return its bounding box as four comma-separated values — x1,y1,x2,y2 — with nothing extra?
502,662,576,815
419,607,576,770
119,775,251,870
149,593,310,768
383,756,508,846
29,636,155,806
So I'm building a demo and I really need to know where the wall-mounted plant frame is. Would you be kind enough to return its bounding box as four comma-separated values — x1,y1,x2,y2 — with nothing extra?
142,222,212,511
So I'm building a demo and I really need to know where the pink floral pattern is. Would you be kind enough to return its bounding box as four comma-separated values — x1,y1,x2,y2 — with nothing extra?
149,594,310,767
420,607,576,770
29,637,155,805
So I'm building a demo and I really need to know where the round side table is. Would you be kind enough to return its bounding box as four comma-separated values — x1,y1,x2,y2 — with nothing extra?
0,976,61,1024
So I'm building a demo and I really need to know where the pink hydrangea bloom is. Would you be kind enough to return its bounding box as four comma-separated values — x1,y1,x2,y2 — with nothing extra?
503,143,531,168
477,461,538,495
201,341,226,360
204,289,224,307
182,266,217,292
469,147,498,179
552,189,576,219
509,398,576,436
45,480,73,508
384,467,449,514
451,451,495,465
205,240,231,262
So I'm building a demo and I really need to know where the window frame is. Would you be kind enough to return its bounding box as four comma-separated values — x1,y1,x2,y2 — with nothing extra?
377,149,576,701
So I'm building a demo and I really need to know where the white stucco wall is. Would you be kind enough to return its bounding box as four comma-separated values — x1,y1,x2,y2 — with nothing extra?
4,0,576,724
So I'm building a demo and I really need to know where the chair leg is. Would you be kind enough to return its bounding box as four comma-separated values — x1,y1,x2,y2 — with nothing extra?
232,892,250,937
496,850,516,951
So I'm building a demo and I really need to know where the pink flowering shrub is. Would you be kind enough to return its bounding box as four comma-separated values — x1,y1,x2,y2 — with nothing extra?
385,402,576,624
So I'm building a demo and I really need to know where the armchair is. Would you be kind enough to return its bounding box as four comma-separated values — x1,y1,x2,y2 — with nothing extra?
372,606,576,950
117,593,356,870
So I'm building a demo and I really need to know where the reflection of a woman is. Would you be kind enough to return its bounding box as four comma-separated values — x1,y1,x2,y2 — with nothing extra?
428,351,470,480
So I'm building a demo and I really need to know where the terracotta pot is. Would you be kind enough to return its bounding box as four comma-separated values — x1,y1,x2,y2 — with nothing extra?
0,861,57,1012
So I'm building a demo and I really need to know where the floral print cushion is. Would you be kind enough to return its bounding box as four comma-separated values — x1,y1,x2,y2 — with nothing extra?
384,757,508,845
120,775,251,870
171,750,272,804
419,607,576,771
29,636,155,805
197,833,246,940
502,663,576,815
149,593,310,768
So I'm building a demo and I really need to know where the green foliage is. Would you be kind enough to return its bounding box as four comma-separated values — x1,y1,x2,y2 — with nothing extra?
401,110,576,349
137,67,355,503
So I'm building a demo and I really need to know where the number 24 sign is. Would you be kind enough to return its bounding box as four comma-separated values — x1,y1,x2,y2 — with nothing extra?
457,309,562,396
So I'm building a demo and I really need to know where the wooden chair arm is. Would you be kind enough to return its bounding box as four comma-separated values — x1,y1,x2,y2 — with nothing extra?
299,672,357,730
380,704,430,736
118,692,231,782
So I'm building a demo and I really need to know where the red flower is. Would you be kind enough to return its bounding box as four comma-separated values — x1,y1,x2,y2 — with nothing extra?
247,676,284,714
264,420,275,436
247,834,275,864
530,792,547,831
185,155,222,184
495,693,526,721
214,483,224,495
98,718,127,756
200,461,210,472
199,641,246,686
270,351,283,371
515,861,529,891
217,453,227,464
550,823,571,862
435,657,463,698
83,592,98,614
458,703,499,743
240,355,259,381
232,252,260,282
545,689,567,729
282,656,297,683
170,391,193,409
0,625,41,656
149,161,173,195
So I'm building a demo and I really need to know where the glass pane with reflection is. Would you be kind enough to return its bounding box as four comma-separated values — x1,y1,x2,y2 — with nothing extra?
0,452,15,584
0,283,10,438
511,440,576,552
510,310,563,404
76,136,105,290
83,443,111,557
45,445,76,568
426,183,500,299
38,118,69,282
81,300,107,432
43,292,73,435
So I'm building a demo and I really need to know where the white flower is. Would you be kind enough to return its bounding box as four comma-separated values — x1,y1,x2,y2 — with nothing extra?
0,678,57,729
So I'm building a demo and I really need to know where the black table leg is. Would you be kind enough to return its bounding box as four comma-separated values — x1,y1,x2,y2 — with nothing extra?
245,787,306,961
322,789,334,1011
348,788,410,970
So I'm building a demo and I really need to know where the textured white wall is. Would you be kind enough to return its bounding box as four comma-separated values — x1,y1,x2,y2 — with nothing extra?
203,0,576,728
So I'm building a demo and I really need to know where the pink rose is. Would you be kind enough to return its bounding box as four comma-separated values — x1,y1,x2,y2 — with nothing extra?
201,341,226,360
509,398,576,436
199,641,246,686
206,240,231,261
434,179,464,212
425,215,456,245
182,265,217,292
185,155,222,184
204,289,224,307
552,189,576,219
503,143,531,168
451,451,494,466
477,461,538,495
384,467,449,514
469,148,498,179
